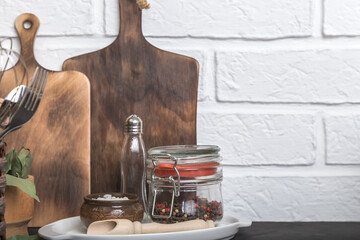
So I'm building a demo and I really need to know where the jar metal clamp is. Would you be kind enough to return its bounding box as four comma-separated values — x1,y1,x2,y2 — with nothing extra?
150,153,181,219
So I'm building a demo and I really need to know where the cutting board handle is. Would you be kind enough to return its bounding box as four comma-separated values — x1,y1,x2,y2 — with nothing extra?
117,0,144,40
15,13,40,64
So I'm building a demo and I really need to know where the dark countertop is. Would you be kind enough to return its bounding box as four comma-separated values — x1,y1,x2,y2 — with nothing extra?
234,222,360,240
30,222,360,240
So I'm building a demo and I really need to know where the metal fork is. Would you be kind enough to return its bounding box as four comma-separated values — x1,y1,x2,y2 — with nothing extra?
0,85,26,125
0,66,48,140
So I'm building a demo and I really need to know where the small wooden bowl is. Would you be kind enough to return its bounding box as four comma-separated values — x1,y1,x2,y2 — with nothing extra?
80,193,144,227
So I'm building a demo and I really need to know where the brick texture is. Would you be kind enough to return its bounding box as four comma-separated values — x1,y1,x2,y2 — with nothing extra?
0,0,95,37
1,0,360,222
325,114,360,165
223,176,360,221
216,50,360,103
324,0,360,36
198,112,316,165
106,0,312,39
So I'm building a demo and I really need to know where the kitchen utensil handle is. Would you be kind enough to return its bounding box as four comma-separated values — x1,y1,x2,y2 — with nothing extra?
140,220,215,234
117,0,144,40
87,219,214,235
15,13,40,63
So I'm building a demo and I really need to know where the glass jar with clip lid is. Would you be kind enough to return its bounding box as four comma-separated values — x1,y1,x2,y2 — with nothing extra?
146,145,223,224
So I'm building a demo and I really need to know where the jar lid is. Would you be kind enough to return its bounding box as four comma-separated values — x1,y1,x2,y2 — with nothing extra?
147,145,221,178
148,145,220,156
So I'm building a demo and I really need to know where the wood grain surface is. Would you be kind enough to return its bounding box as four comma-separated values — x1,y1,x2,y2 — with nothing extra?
63,0,199,193
0,13,91,226
0,142,5,240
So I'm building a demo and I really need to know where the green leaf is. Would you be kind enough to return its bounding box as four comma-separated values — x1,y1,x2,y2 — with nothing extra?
5,149,15,174
6,234,38,240
5,174,40,202
18,147,32,179
17,148,27,161
10,154,22,178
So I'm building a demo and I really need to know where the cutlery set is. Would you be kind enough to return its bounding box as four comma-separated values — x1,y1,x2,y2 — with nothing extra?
0,67,48,140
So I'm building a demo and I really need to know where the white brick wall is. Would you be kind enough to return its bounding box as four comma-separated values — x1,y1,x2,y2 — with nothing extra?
198,112,317,165
0,0,96,36
325,114,360,165
1,0,360,221
106,0,312,38
224,174,360,221
216,50,360,103
324,0,360,36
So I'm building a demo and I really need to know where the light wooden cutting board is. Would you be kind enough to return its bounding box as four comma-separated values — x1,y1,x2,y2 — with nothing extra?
0,13,91,226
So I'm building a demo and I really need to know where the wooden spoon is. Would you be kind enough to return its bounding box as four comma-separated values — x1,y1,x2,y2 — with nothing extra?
87,219,215,235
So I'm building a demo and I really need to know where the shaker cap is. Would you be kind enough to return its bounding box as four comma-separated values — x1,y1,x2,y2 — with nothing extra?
124,114,143,133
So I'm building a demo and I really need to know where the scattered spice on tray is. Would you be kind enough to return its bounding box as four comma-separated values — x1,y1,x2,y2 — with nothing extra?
152,196,223,224
94,194,129,201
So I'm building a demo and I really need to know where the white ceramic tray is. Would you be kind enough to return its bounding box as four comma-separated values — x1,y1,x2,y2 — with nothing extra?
38,215,252,240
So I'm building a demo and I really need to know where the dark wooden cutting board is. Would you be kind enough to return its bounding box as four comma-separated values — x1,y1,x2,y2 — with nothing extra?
0,13,91,226
63,0,198,193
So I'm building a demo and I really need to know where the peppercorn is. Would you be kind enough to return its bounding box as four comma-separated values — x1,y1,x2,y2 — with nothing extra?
152,196,223,223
